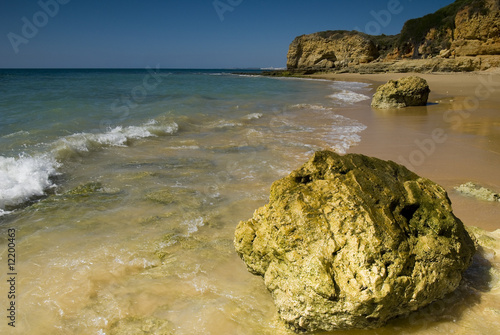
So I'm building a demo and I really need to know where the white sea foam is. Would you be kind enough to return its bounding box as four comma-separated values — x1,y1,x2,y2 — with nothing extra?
330,81,371,90
0,154,60,213
328,81,371,104
0,209,12,216
288,103,367,154
208,120,243,129
274,77,331,82
290,104,332,111
166,145,200,150
243,113,263,120
52,121,178,159
2,130,30,139
328,123,367,154
185,217,205,236
329,90,371,104
0,120,178,214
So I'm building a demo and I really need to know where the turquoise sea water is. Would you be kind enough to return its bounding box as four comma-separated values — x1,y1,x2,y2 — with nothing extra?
0,69,368,215
2,69,497,334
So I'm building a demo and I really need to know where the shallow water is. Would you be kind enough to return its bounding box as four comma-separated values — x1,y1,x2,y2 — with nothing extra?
0,70,499,334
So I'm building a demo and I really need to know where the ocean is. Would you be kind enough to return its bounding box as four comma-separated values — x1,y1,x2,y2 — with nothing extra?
0,69,369,216
0,69,498,334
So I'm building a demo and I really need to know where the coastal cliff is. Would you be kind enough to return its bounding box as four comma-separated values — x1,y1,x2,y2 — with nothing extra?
287,0,500,73
287,31,380,69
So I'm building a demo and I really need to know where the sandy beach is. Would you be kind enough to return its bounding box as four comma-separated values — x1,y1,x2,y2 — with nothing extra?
309,70,500,231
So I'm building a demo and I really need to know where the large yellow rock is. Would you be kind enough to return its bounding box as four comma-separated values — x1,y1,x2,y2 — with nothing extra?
371,76,430,109
234,151,475,332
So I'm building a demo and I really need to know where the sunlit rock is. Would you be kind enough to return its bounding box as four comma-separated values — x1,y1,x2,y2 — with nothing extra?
371,76,430,108
235,151,475,332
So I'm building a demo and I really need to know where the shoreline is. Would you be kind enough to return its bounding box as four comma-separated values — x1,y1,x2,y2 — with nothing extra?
307,68,500,93
310,70,500,231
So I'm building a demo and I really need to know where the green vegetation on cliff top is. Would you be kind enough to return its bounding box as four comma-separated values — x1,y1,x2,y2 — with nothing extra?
305,0,490,58
398,0,488,50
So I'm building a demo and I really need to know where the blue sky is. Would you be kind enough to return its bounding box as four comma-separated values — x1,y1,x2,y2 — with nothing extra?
1,0,456,68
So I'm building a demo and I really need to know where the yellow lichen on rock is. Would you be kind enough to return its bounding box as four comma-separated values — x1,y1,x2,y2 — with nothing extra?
371,76,431,109
234,151,475,332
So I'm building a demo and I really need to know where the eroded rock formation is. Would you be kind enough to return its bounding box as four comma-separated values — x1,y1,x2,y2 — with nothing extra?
286,0,500,73
286,31,379,70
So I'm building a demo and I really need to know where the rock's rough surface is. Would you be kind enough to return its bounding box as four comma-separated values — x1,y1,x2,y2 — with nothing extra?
286,0,500,73
371,76,431,109
451,0,500,56
234,151,475,332
286,31,379,70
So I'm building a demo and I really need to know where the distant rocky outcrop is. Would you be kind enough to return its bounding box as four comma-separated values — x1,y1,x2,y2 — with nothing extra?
234,151,475,332
286,31,379,70
286,0,500,73
371,76,430,108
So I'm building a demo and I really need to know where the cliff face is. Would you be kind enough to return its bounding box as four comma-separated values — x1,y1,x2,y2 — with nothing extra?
287,0,500,72
286,31,379,70
401,0,500,58
452,0,500,56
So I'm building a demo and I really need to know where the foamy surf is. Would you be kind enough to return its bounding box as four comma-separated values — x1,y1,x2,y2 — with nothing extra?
329,81,371,104
52,121,178,159
327,121,367,153
0,154,60,213
243,113,263,120
329,90,371,104
0,120,178,214
277,104,367,154
331,81,371,90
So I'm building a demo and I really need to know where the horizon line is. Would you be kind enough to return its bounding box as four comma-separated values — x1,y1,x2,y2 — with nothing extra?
0,67,286,70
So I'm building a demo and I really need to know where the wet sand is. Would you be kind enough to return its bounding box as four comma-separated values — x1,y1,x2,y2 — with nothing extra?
309,70,500,231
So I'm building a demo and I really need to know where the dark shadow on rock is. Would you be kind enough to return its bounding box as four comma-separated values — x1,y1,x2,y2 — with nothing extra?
385,247,493,333
311,248,494,335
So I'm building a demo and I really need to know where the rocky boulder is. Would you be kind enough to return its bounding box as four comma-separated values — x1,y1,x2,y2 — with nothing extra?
371,76,430,109
234,151,475,332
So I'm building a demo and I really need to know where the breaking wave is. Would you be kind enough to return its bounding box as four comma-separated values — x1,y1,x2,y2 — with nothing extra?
329,81,371,104
0,120,178,215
